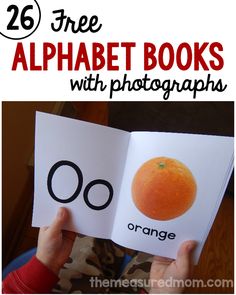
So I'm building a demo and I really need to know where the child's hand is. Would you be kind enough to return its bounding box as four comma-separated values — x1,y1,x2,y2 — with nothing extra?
36,207,76,275
149,240,197,293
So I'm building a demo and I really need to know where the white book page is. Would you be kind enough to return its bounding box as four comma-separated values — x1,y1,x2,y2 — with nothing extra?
32,112,130,239
111,132,233,263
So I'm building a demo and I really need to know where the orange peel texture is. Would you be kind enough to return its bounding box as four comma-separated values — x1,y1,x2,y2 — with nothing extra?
132,157,197,220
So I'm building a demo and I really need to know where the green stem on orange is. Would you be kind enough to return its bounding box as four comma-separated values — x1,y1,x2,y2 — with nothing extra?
158,162,166,169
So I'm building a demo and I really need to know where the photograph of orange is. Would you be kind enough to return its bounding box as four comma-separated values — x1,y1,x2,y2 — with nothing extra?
132,157,197,220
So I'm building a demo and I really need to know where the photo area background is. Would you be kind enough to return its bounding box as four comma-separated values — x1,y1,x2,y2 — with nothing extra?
2,101,233,294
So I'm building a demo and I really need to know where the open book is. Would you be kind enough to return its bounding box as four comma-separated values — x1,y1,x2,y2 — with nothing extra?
32,112,234,263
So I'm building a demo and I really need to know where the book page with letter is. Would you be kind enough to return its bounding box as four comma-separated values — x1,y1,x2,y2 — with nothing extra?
32,112,130,238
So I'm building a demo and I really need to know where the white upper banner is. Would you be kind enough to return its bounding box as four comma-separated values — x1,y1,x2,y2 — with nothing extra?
0,0,235,100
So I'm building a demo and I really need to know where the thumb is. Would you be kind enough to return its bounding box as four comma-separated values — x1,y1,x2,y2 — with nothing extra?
49,207,68,235
176,240,197,274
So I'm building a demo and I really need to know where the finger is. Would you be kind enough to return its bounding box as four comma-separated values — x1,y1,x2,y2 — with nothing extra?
62,230,77,241
176,240,197,271
39,226,49,233
49,207,68,235
153,255,174,264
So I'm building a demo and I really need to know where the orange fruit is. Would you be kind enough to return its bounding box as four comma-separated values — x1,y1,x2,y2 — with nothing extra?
132,157,196,220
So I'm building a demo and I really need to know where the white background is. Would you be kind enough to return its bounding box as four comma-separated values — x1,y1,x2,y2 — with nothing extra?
0,0,235,270
0,0,235,100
